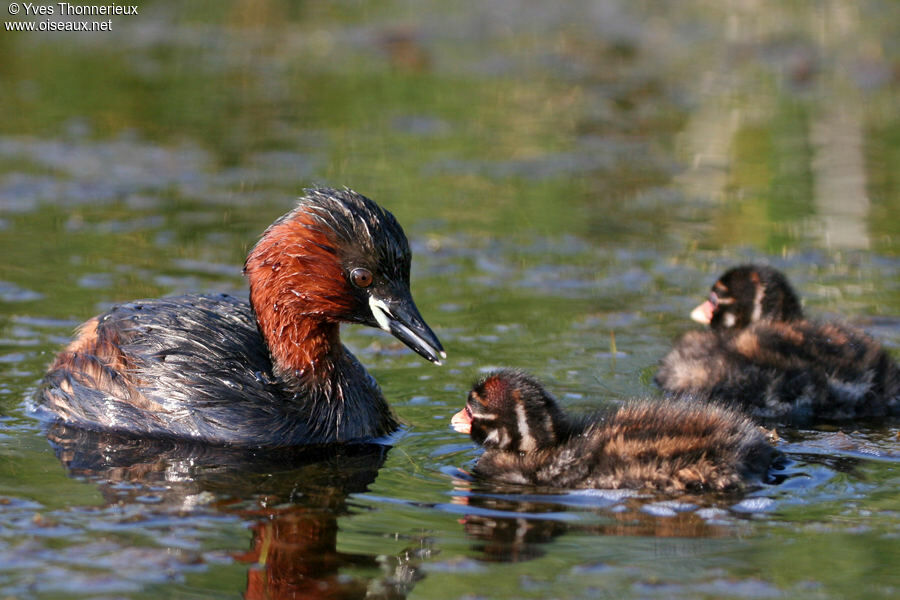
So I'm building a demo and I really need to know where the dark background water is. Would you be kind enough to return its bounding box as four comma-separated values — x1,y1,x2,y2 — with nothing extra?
1,1,898,598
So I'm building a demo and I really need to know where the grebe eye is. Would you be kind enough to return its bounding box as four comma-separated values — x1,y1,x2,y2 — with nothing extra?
350,268,374,288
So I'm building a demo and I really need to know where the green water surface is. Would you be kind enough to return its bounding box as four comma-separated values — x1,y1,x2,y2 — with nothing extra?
1,1,898,598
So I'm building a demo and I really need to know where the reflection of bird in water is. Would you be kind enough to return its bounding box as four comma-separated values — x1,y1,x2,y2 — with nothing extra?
451,483,740,564
456,496,569,563
48,424,426,599
656,265,900,423
452,370,778,493
237,500,425,600
37,188,444,447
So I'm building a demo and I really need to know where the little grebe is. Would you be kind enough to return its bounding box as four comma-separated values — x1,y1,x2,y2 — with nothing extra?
451,370,777,493
655,264,900,422
37,188,445,446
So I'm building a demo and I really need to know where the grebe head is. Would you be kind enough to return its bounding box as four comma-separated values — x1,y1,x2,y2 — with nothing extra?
690,264,804,331
244,188,445,374
451,369,564,452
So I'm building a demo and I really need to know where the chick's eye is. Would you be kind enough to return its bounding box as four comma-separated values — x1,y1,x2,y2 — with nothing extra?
350,268,374,288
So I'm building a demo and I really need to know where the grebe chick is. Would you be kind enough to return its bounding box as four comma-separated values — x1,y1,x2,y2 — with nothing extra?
655,264,900,422
38,188,445,447
451,370,777,493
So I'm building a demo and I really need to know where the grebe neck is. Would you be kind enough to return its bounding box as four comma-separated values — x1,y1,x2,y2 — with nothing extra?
253,303,345,381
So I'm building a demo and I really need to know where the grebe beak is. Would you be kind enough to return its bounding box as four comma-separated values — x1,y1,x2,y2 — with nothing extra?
690,300,715,325
450,408,472,434
369,293,446,365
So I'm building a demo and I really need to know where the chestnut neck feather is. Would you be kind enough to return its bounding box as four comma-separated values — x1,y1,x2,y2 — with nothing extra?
244,211,353,379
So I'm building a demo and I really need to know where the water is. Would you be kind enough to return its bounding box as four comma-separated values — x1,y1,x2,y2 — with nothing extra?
2,1,899,598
